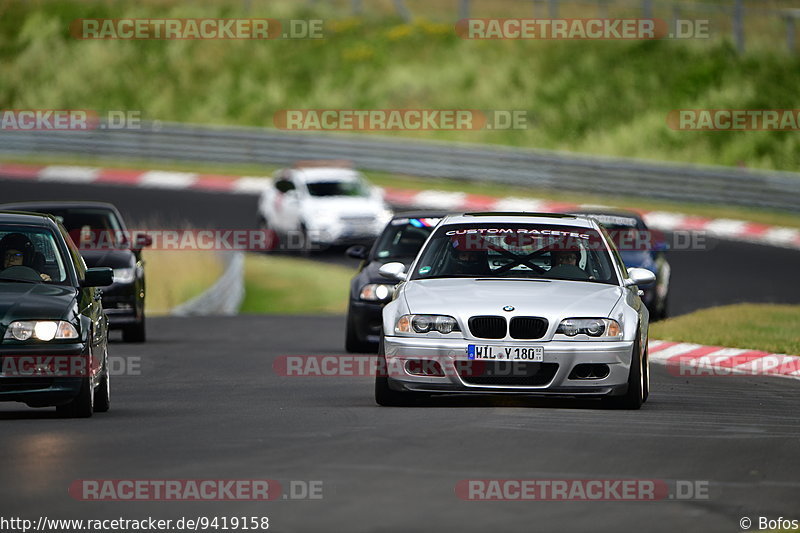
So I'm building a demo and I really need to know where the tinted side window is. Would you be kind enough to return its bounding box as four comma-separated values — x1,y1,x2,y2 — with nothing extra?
275,179,295,193
61,225,85,282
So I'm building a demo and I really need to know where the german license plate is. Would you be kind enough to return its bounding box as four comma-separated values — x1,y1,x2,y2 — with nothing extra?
467,345,543,361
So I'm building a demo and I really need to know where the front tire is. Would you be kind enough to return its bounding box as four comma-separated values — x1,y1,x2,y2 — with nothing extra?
122,319,146,343
57,377,94,418
603,333,645,410
345,306,375,353
374,336,424,406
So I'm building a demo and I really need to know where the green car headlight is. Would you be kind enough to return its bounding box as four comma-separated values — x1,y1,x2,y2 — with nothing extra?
4,320,79,341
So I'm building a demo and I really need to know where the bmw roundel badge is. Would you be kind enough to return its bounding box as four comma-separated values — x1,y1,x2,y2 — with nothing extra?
503,305,515,312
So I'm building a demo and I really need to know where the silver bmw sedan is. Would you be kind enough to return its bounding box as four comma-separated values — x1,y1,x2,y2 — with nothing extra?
376,212,656,409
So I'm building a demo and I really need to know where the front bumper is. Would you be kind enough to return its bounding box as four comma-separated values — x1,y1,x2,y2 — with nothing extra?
101,281,141,329
349,300,385,345
383,335,635,397
0,343,90,406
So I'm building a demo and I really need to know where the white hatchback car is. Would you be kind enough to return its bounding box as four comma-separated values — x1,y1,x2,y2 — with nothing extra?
257,162,392,251
376,212,656,409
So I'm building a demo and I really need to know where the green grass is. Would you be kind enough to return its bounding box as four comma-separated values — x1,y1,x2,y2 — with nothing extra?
650,303,800,355
1,0,799,171
5,152,800,231
144,249,224,315
240,253,353,314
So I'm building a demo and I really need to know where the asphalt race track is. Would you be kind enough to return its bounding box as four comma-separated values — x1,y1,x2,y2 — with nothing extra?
1,315,799,532
1,179,799,532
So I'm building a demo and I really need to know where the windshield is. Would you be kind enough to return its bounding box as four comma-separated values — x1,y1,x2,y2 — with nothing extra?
44,208,126,249
0,227,69,284
305,179,370,197
372,217,440,261
410,223,619,285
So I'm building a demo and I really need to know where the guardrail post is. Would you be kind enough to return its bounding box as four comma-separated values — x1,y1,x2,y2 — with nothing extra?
642,0,653,19
459,0,471,19
393,0,412,22
733,0,745,54
549,0,559,19
671,4,680,31
597,0,609,19
785,11,800,55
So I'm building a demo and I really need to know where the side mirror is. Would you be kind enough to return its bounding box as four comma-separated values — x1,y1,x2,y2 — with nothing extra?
378,262,407,282
83,267,114,287
624,267,656,288
346,245,368,260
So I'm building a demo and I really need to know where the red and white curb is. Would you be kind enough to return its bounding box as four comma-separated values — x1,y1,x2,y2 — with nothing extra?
0,163,270,195
648,340,800,380
2,163,800,250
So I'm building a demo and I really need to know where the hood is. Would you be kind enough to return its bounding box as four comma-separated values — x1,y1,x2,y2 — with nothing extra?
402,278,623,325
80,249,135,269
0,283,77,325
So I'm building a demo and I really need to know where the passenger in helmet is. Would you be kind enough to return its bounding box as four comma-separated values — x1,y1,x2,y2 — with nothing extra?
547,250,588,280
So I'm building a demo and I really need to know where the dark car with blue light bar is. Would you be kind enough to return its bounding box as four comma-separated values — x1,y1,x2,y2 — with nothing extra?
344,212,447,352
570,209,671,320
0,211,114,417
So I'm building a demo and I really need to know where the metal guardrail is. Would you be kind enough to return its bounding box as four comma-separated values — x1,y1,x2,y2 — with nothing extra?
1,122,799,212
171,251,244,316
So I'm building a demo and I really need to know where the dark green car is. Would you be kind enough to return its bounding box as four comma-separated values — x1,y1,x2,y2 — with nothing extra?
0,212,113,417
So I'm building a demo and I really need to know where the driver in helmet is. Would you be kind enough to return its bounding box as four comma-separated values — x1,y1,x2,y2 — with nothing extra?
0,233,51,281
450,245,490,276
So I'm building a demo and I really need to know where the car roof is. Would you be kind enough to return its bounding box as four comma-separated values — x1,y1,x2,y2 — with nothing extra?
441,212,598,229
0,201,119,212
391,210,452,220
291,167,363,183
0,211,60,227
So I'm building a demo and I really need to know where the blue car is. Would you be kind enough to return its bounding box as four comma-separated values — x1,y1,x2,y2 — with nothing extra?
571,210,670,320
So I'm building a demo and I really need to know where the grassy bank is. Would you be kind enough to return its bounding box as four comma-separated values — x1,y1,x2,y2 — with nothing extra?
650,303,800,355
240,253,352,314
143,249,224,315
1,1,799,171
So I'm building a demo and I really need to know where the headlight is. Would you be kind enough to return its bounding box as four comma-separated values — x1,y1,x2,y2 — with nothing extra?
395,314,460,335
4,320,79,341
359,284,394,301
556,318,621,339
112,267,136,283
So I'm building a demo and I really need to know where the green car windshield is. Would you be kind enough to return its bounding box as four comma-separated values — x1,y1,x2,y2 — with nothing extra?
0,227,69,284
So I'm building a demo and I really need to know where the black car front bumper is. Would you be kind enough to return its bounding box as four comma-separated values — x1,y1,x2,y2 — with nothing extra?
349,300,385,345
0,342,92,406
